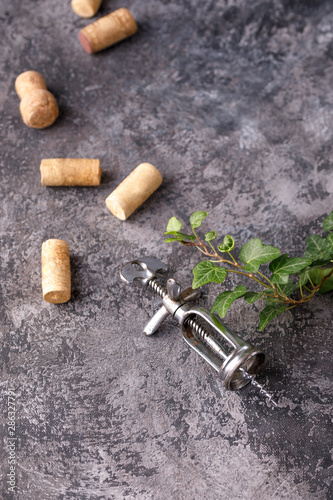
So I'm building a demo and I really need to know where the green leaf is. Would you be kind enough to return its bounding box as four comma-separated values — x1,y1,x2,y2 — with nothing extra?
323,211,333,232
259,304,286,331
165,237,178,243
164,232,196,241
309,267,322,284
211,285,247,318
269,253,288,272
204,231,217,242
239,238,280,273
190,211,208,229
270,255,291,284
244,291,263,303
177,232,195,240
326,233,333,250
269,254,312,280
319,277,333,293
192,261,227,289
165,217,182,233
271,273,290,284
310,267,333,293
218,235,235,252
304,234,326,256
304,234,332,264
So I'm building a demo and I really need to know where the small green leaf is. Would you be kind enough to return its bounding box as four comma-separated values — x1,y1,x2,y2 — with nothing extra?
211,285,247,318
323,211,333,232
165,217,182,234
269,254,312,279
189,211,208,229
165,237,179,243
269,253,288,272
205,231,217,242
244,291,263,303
310,267,333,293
271,273,290,284
304,234,326,255
165,235,195,243
218,235,235,252
164,229,196,241
270,256,291,282
304,234,332,264
239,238,280,273
173,232,196,241
192,261,227,289
259,304,286,331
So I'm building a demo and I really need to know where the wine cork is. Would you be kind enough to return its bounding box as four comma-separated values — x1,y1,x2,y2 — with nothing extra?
40,159,102,186
105,163,163,220
71,0,103,18
15,71,59,129
42,239,71,304
15,71,46,99
79,8,137,54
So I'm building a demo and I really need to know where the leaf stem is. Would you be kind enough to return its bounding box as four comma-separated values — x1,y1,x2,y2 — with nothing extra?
186,236,277,290
178,224,333,316
276,283,288,299
227,251,238,264
208,241,217,253
299,274,304,299
226,269,272,288
196,245,211,255
262,297,283,303
306,270,315,289
256,270,274,287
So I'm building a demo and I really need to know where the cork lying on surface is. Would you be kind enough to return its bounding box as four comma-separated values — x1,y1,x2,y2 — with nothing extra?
105,163,163,220
40,159,102,186
15,70,59,129
71,0,102,18
42,239,71,304
79,8,137,54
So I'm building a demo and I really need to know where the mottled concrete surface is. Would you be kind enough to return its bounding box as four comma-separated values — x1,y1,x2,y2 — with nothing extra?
0,0,333,499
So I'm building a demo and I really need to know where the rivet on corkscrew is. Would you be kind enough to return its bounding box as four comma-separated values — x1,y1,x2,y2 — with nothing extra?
120,257,278,407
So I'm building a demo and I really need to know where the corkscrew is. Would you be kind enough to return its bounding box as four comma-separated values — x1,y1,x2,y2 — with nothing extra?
120,257,277,406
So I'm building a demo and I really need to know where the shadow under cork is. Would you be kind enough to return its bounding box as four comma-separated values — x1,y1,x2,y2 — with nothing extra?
69,254,84,302
99,169,113,185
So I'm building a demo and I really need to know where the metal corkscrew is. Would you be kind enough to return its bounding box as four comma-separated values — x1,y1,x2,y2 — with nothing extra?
120,257,277,407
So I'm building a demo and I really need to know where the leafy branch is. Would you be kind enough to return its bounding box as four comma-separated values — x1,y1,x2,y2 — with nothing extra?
164,211,333,330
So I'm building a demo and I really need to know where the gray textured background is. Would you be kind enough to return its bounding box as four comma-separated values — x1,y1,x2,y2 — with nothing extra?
0,0,333,499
